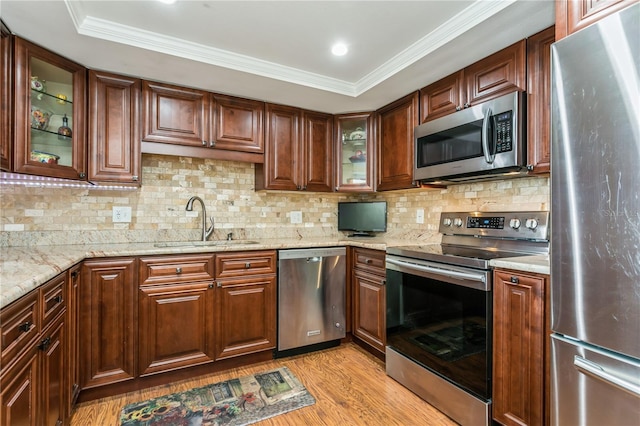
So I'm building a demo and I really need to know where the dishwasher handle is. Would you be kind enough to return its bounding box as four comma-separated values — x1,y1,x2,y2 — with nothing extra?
306,257,321,263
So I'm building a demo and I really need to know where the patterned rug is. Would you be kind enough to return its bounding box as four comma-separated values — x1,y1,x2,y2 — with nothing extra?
120,367,315,426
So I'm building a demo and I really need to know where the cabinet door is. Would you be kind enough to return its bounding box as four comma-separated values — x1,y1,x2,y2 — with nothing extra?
256,103,301,191
138,282,215,376
215,275,276,360
527,26,555,174
0,345,39,426
420,71,464,123
335,112,375,192
493,270,546,426
352,269,385,353
88,71,142,184
301,110,333,192
39,314,65,426
66,265,81,412
211,94,264,154
377,92,419,191
142,80,209,147
80,258,137,389
556,0,636,40
0,25,11,171
464,40,526,106
13,37,87,180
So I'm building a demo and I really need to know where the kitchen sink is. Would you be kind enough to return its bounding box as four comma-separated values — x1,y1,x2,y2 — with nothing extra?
154,240,260,248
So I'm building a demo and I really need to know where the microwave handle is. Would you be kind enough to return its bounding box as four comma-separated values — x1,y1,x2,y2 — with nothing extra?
482,107,495,163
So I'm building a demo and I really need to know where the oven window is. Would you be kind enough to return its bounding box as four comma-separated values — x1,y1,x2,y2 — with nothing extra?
416,119,483,167
386,268,491,400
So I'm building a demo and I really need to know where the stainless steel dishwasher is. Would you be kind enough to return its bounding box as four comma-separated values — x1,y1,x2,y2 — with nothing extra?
277,247,346,356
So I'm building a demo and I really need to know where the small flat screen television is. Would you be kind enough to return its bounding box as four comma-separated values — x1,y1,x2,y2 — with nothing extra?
338,201,387,237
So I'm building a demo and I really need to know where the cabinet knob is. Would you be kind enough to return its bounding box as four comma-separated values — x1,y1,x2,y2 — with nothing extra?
202,140,207,146
464,103,470,108
79,172,86,178
18,321,32,333
132,175,139,181
510,276,519,284
54,295,63,304
71,271,78,280
217,281,222,288
208,282,214,289
365,259,372,264
245,262,251,269
38,337,52,351
176,267,182,274
209,140,216,147
456,105,462,111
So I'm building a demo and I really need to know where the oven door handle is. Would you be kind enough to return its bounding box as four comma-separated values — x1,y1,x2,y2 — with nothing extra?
386,257,488,290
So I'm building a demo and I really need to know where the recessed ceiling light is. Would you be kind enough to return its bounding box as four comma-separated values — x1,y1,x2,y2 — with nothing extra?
157,0,177,4
331,43,348,56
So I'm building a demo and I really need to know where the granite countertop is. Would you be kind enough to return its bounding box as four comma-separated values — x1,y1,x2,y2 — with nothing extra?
490,255,550,275
1,238,551,310
0,237,394,310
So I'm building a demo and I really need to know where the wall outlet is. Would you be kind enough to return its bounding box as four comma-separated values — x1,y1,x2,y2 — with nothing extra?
416,208,425,224
112,206,132,223
290,211,303,224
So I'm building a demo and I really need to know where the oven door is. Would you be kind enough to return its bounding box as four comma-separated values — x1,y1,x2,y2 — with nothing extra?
386,255,492,401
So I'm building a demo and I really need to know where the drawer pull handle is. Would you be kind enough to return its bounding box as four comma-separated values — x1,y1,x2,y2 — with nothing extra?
510,276,519,284
176,267,182,274
19,321,32,333
365,259,372,264
245,262,251,269
54,295,63,304
38,337,51,351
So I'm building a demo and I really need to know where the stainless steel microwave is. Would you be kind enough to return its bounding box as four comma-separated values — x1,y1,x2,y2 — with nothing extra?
413,91,527,184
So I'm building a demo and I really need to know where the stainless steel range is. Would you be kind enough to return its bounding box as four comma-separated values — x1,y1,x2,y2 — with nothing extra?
385,211,549,426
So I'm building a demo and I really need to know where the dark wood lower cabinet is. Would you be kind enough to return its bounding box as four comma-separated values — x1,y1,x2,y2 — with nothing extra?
215,275,277,360
138,282,215,376
0,345,39,426
493,269,549,426
80,258,137,390
352,268,386,354
40,314,65,426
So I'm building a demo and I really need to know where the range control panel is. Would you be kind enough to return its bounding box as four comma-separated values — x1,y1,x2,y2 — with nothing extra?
440,211,549,240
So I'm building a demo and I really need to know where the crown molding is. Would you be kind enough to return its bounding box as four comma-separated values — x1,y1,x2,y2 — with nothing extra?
65,0,516,98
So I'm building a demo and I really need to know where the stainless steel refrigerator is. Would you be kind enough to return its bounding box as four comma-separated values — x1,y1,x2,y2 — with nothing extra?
550,4,640,425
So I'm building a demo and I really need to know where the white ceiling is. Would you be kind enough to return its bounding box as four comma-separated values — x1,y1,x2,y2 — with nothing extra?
1,0,555,114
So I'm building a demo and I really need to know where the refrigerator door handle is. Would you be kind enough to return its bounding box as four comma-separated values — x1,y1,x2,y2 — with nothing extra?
574,355,640,397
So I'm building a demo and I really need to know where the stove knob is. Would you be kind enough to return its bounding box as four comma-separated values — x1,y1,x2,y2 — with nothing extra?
453,218,463,227
509,218,521,229
443,218,452,227
525,218,539,230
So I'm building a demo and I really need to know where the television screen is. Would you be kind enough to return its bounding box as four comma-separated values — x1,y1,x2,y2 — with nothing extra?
337,201,387,236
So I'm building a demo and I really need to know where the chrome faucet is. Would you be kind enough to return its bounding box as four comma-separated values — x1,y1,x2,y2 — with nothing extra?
185,196,214,241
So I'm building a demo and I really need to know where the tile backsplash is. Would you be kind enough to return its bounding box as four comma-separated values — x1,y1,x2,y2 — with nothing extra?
0,154,549,247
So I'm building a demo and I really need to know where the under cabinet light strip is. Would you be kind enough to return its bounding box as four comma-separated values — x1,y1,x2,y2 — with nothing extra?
0,172,138,190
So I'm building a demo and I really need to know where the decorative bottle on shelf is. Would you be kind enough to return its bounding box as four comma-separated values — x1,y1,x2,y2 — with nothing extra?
57,114,72,140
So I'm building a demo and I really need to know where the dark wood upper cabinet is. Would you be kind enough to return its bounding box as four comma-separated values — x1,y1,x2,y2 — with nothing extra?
335,112,376,192
142,80,208,147
1,23,12,172
464,39,526,106
88,70,142,184
527,26,555,174
376,91,419,191
256,103,301,191
13,37,87,180
420,71,464,123
301,110,333,192
420,40,526,123
556,0,636,40
211,94,264,154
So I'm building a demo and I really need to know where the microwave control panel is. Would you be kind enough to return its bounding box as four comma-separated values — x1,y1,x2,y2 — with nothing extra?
494,111,513,153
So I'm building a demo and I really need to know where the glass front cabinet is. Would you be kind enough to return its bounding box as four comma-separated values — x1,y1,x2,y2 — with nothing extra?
13,37,86,179
335,112,375,192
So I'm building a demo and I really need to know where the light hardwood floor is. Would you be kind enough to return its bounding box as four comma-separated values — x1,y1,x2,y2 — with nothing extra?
70,343,457,425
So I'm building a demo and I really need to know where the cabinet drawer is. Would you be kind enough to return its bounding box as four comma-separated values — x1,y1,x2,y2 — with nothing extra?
40,272,67,329
353,248,386,276
1,291,38,370
215,250,276,278
139,254,215,286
